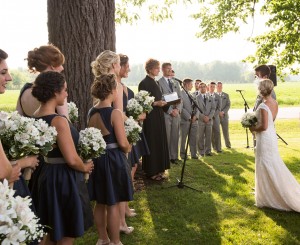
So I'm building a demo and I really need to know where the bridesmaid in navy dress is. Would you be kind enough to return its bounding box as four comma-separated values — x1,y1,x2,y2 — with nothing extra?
87,74,133,245
31,71,94,244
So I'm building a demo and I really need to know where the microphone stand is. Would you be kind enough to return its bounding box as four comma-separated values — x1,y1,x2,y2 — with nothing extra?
167,78,203,192
237,90,250,148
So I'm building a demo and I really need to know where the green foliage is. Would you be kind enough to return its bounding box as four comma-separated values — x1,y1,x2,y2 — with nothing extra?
7,68,35,90
190,0,300,78
116,0,300,78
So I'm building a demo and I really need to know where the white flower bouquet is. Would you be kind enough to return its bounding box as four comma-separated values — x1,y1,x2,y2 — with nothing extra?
126,98,144,120
0,111,57,180
68,102,79,123
124,116,142,145
0,179,45,244
241,112,258,128
134,90,155,113
77,127,106,180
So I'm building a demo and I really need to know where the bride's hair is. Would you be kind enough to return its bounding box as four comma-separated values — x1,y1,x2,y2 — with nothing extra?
258,79,274,97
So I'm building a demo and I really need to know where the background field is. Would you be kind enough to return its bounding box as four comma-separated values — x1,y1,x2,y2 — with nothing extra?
1,82,299,112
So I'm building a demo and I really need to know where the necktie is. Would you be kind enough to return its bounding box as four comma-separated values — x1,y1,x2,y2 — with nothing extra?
203,95,206,105
168,79,173,92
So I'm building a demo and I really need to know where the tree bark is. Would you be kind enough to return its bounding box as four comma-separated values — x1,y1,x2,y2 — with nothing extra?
47,0,116,129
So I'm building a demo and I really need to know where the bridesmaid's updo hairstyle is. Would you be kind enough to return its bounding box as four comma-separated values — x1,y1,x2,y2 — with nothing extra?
0,49,8,63
145,58,160,74
91,74,117,101
258,79,274,97
91,50,119,77
26,44,65,73
32,71,65,103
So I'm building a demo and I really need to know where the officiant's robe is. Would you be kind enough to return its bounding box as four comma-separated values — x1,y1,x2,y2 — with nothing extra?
138,75,170,177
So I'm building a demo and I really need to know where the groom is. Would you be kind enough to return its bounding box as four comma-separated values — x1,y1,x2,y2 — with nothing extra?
253,65,277,111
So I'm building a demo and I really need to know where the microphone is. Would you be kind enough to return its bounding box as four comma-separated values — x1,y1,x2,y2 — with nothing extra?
173,77,182,84
236,90,244,92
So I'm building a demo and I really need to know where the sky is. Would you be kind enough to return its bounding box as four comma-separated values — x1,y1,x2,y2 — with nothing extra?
2,0,265,69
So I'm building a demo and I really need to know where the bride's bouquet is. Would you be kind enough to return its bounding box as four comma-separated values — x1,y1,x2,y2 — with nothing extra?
134,90,155,113
77,127,106,181
0,111,57,180
0,179,45,244
126,98,144,120
241,112,258,128
124,116,142,145
68,101,79,123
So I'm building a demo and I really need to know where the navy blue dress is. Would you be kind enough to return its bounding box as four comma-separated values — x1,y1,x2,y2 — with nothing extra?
87,107,134,205
35,114,93,242
123,87,150,166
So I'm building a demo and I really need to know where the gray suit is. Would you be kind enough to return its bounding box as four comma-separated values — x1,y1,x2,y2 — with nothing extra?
219,92,231,148
157,77,182,160
196,93,216,155
180,90,199,159
211,93,222,152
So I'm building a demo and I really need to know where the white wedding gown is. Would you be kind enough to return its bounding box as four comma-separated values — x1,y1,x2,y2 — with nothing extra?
255,103,300,212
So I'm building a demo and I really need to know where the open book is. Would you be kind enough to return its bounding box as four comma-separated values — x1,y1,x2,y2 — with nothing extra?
163,92,181,106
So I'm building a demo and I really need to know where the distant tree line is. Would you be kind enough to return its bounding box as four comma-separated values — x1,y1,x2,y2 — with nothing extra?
7,61,299,90
123,60,298,86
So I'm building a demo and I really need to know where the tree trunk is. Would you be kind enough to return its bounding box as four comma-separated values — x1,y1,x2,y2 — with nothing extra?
47,0,116,129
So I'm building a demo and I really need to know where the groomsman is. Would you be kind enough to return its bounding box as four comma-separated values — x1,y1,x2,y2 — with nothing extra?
209,81,222,153
180,78,199,160
196,81,216,156
217,81,231,149
193,79,202,96
158,62,182,164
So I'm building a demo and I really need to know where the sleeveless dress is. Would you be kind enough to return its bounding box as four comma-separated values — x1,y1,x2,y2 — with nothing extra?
87,107,134,205
17,82,45,209
255,103,300,212
35,114,93,242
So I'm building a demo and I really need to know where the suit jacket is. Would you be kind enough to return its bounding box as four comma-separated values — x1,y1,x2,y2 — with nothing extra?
209,93,221,118
196,93,216,124
181,90,199,121
157,77,182,114
219,92,230,114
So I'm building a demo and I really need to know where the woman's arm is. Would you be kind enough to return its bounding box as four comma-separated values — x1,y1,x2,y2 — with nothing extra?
52,116,93,173
0,143,12,180
111,109,131,153
250,109,268,132
113,83,124,111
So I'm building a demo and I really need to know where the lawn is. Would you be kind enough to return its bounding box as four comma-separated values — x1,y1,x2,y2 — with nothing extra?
75,119,300,245
1,82,299,112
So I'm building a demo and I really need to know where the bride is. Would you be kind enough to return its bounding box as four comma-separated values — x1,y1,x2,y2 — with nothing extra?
250,79,300,212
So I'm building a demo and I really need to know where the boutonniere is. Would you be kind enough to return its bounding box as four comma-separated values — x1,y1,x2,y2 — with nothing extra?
208,100,211,102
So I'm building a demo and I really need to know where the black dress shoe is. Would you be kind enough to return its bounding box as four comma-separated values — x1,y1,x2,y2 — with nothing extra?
170,159,177,164
217,150,222,153
205,153,213,156
200,154,204,157
191,156,198,160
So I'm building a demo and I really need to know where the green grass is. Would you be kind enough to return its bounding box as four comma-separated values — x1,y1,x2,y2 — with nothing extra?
75,119,300,245
1,82,299,112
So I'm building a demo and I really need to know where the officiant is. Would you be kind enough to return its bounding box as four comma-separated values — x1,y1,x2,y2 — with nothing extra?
157,63,182,164
138,59,170,181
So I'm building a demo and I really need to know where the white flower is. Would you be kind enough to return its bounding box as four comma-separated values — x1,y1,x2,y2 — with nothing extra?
241,112,258,128
126,98,144,120
68,102,79,123
134,90,155,113
124,116,142,145
0,111,57,160
78,127,106,160
0,179,45,244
